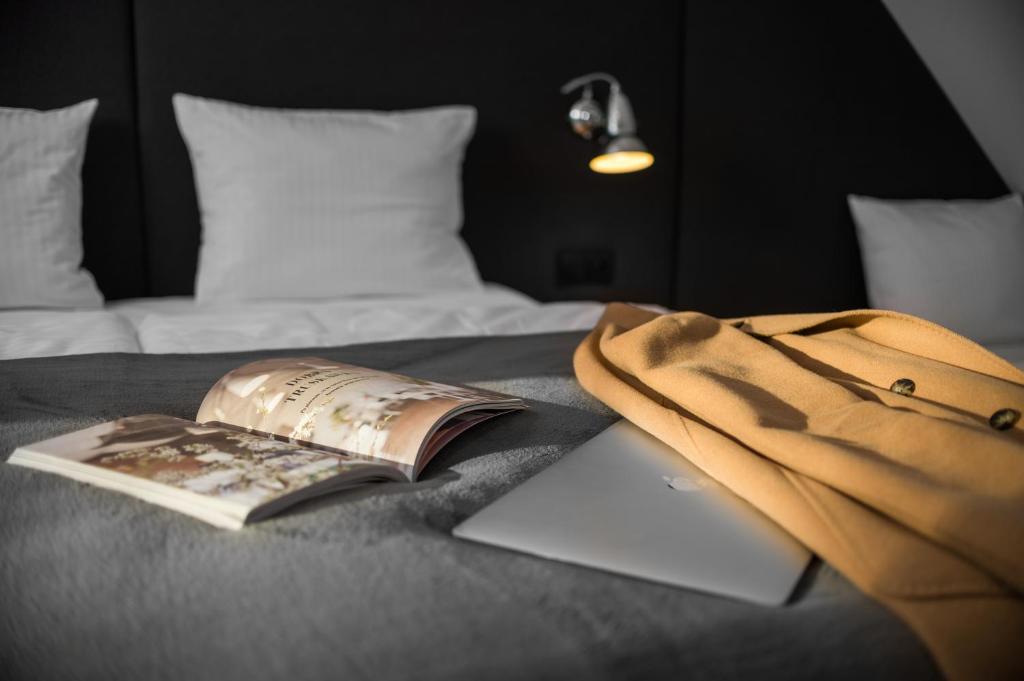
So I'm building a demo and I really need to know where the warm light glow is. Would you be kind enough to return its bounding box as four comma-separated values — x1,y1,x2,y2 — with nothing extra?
589,151,654,174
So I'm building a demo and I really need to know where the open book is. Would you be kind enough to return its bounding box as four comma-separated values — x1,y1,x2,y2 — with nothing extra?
9,357,523,529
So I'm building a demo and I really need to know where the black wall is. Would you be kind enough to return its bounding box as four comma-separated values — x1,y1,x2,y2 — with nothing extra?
676,1,1006,315
1,1,1008,312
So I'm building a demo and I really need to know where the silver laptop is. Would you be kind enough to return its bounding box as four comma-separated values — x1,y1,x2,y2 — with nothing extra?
453,420,811,606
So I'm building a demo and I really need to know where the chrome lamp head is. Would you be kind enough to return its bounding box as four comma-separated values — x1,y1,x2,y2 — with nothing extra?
567,85,605,140
560,72,654,174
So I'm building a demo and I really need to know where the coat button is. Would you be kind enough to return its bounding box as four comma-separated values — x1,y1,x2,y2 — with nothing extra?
990,408,1021,431
890,378,916,396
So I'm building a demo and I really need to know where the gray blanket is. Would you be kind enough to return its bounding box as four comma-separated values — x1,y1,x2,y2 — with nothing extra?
0,332,937,680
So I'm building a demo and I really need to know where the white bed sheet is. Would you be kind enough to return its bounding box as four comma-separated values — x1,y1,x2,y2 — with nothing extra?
0,285,609,359
3,286,1023,370
0,310,140,359
111,284,609,354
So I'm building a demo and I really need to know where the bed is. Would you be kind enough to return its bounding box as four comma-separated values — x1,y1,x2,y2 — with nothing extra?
0,332,939,681
1,1,1017,680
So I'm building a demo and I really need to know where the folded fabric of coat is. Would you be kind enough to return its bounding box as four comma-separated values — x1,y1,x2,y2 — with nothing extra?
574,303,1024,681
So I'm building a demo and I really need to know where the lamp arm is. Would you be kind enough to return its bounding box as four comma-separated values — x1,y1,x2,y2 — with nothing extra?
559,72,620,95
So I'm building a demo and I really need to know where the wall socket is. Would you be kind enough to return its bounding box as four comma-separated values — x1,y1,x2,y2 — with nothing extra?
556,248,615,287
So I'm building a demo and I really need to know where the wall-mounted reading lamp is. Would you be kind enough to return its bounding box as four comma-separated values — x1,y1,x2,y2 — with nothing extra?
560,72,654,174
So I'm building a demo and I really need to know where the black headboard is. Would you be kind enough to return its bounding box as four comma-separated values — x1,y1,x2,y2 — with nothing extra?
1,0,1006,312
0,0,147,301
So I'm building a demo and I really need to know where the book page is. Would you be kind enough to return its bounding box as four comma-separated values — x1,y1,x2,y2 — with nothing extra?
196,357,520,471
13,415,389,516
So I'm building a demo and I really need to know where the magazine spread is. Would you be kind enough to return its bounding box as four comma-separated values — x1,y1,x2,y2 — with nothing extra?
196,357,519,476
8,358,524,529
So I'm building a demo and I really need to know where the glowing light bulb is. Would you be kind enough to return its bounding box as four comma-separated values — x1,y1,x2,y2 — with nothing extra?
589,151,654,174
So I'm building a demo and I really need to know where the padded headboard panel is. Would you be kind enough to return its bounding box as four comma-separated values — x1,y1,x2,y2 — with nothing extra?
132,0,682,302
0,0,148,300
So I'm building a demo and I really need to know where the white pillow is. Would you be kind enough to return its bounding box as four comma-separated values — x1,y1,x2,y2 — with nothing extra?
849,193,1024,343
173,94,483,303
0,100,103,309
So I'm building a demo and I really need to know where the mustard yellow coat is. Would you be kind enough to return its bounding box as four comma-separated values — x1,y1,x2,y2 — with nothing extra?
574,304,1024,681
